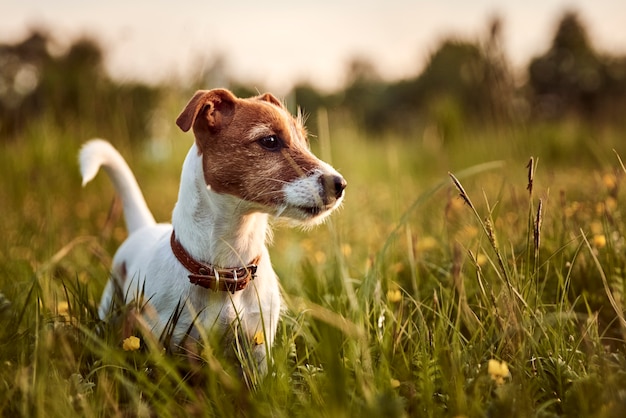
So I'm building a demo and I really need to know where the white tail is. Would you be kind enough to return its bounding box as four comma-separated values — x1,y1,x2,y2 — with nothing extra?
79,139,156,234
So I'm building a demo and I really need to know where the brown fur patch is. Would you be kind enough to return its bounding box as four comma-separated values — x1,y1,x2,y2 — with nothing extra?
177,90,323,209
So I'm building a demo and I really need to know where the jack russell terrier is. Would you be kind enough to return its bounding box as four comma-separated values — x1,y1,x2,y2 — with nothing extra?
80,88,346,373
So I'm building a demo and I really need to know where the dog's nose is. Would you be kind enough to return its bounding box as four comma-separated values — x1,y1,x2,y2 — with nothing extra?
321,174,347,200
333,175,347,199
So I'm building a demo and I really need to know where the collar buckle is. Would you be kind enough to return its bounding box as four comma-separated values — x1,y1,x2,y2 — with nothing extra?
170,230,260,293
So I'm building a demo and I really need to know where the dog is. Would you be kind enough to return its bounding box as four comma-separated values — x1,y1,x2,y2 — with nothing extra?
79,88,346,373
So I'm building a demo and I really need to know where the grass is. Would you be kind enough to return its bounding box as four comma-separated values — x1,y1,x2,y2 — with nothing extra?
2,104,626,417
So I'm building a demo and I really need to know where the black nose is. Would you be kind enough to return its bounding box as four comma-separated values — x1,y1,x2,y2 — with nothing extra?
321,174,347,200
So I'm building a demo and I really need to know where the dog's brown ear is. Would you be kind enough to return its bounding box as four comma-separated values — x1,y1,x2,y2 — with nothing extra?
257,93,284,109
176,89,236,133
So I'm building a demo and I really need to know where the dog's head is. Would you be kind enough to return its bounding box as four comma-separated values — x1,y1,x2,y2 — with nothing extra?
176,89,346,224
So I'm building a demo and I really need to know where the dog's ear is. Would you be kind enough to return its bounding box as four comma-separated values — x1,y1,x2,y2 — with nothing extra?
257,93,284,109
176,89,236,133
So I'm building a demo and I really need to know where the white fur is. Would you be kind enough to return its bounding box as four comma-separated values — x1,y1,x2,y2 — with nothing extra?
79,139,155,233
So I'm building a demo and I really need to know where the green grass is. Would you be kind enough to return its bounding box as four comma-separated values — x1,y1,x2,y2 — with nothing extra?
2,107,626,417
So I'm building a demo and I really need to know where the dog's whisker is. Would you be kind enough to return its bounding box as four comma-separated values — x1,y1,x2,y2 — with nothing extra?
265,178,290,185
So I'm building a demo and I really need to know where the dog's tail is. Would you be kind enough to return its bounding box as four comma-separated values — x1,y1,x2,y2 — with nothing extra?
79,139,156,234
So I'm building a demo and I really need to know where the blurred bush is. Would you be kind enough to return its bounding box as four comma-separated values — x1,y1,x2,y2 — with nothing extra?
0,31,161,142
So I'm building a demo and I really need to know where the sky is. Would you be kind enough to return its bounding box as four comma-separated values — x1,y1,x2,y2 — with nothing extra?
1,0,625,93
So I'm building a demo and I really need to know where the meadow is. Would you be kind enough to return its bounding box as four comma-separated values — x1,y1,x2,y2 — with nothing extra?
2,99,626,417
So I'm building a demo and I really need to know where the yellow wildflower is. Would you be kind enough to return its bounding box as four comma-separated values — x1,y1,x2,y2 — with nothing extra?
314,251,326,264
602,173,617,190
387,289,402,303
605,197,618,212
593,234,607,248
487,359,510,385
475,253,488,267
253,330,265,345
122,336,141,351
57,301,70,321
390,378,401,389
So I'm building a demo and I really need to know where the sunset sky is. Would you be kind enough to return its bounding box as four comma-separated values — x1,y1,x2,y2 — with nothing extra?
1,0,625,93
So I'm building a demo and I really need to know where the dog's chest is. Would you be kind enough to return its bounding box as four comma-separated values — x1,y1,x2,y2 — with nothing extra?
186,266,279,330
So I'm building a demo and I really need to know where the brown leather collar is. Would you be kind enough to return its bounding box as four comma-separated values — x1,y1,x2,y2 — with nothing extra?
170,231,260,293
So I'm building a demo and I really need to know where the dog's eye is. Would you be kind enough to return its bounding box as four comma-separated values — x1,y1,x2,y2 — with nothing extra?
257,135,283,151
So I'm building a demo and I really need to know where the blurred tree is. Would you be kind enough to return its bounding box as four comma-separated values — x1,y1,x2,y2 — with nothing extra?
290,82,334,136
602,56,626,122
291,82,326,112
338,57,386,131
337,31,514,137
318,16,517,137
0,32,51,135
528,11,626,123
228,83,260,101
483,16,517,125
0,30,161,142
